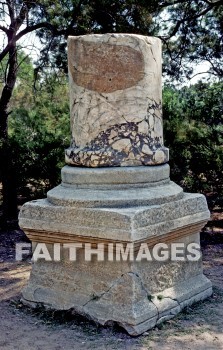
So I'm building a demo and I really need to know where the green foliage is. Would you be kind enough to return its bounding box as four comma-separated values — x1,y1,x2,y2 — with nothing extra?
34,0,157,72
1,0,222,224
163,81,223,207
158,1,223,80
7,66,70,200
6,55,223,208
31,0,223,80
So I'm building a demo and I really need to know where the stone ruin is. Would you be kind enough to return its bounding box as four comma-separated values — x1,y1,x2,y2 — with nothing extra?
19,34,212,336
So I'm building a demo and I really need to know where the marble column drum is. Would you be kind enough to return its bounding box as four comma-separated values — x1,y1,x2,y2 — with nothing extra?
65,34,169,167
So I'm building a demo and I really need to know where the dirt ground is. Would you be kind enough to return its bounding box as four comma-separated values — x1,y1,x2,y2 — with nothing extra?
0,218,223,350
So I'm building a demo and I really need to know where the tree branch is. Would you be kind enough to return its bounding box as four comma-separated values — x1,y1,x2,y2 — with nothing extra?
6,0,14,21
0,44,12,63
160,0,223,9
0,25,8,34
15,2,30,31
15,22,55,41
202,0,223,5
160,0,223,41
190,71,211,79
159,0,189,9
0,21,61,63
166,4,216,39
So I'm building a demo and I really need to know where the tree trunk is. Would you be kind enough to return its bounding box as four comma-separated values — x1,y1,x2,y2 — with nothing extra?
0,43,18,227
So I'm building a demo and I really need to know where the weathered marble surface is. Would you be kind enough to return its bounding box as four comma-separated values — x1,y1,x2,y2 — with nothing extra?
21,239,212,336
65,34,169,167
19,165,212,335
19,34,212,335
61,164,170,187
19,165,210,242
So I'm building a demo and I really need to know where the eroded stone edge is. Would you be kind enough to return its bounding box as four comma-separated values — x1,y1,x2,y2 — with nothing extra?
21,272,212,336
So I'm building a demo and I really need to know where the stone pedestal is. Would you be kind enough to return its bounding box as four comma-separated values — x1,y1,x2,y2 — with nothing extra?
19,34,212,336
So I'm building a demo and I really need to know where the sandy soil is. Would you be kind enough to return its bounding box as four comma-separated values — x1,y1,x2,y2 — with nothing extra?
0,226,223,350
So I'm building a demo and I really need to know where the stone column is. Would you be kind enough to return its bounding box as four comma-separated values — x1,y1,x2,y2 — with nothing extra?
65,34,169,167
19,34,212,336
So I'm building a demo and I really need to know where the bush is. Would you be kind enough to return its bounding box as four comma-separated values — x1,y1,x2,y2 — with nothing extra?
163,81,223,208
7,72,70,201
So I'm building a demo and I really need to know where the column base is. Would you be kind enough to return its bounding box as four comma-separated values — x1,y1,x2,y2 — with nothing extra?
19,165,212,335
